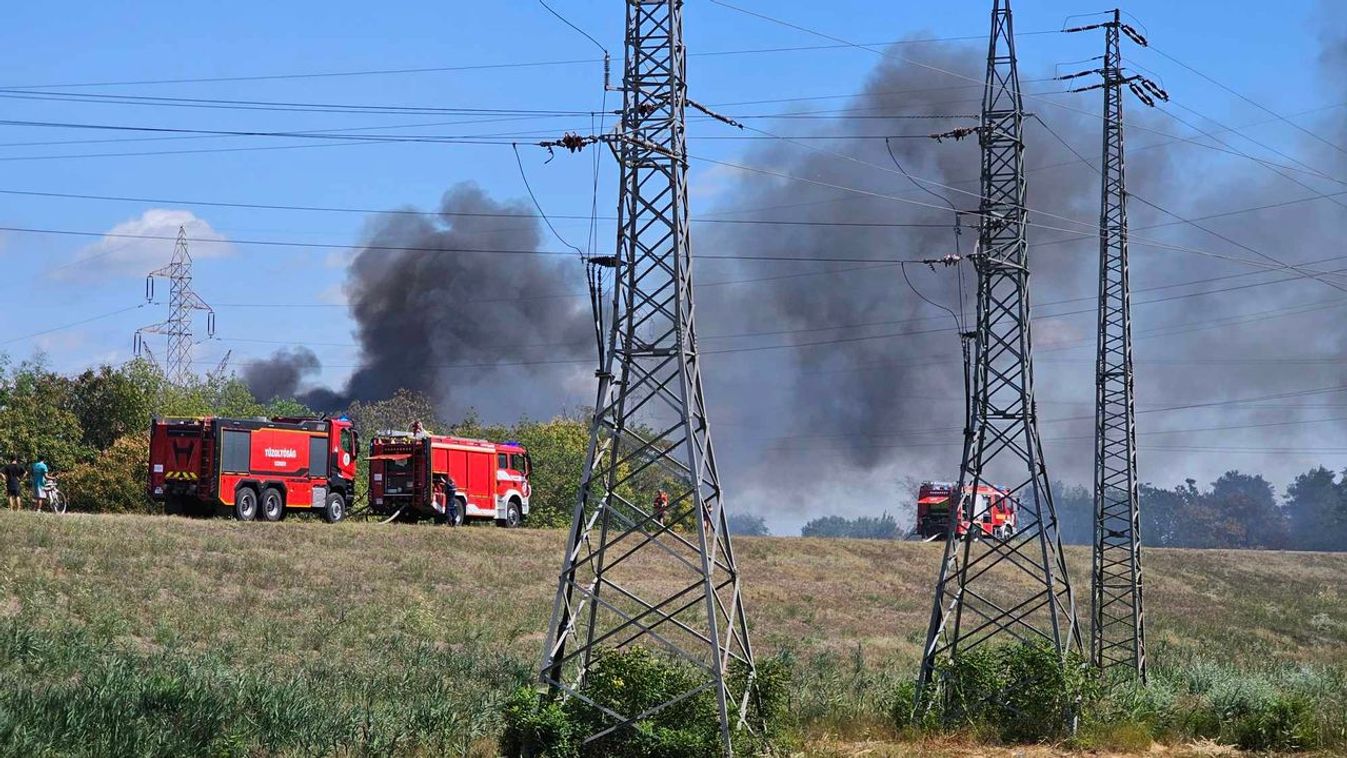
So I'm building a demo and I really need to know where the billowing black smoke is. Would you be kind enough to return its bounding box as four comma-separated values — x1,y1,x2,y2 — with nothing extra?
242,347,321,406
245,183,591,419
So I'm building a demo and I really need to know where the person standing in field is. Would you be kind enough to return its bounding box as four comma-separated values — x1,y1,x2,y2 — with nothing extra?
30,457,48,510
3,456,23,511
653,489,669,526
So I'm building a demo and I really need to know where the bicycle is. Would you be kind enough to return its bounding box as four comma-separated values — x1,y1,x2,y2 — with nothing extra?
35,480,66,514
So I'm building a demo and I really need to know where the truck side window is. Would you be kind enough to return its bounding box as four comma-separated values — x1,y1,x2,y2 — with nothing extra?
511,453,527,472
341,429,355,455
309,436,330,478
222,430,250,473
498,453,508,469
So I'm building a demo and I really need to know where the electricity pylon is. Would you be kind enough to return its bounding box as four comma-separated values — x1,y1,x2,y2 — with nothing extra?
538,1,756,754
918,0,1081,698
135,226,215,385
1062,9,1168,681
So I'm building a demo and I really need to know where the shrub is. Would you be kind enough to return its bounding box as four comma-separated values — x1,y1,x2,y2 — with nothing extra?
501,687,577,758
61,433,151,514
502,647,791,757
903,641,1094,743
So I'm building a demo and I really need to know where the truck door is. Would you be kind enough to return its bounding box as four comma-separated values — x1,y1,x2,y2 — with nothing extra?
307,435,329,508
335,425,358,483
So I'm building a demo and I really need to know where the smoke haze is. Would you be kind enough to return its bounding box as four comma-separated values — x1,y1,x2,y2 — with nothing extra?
247,17,1347,533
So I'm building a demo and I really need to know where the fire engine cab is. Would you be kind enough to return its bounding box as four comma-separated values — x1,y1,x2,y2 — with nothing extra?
148,416,358,522
913,480,1017,540
368,433,532,527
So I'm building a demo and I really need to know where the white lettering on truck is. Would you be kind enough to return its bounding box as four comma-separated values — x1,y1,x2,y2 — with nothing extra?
265,447,298,468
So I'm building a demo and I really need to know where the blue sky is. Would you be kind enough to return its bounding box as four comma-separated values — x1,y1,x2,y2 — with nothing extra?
0,0,1326,377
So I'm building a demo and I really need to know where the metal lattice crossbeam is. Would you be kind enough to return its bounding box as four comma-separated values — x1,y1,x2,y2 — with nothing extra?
538,1,756,754
918,0,1081,697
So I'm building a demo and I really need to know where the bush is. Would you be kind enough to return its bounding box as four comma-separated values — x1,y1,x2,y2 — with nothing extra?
61,433,151,514
502,647,791,757
1161,661,1326,751
903,641,1094,743
905,646,1345,752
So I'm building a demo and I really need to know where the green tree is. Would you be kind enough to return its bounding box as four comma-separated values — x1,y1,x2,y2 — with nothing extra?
348,389,443,439
726,512,770,537
506,416,589,528
1284,467,1346,552
1206,471,1285,548
0,359,89,469
801,513,900,539
70,362,157,450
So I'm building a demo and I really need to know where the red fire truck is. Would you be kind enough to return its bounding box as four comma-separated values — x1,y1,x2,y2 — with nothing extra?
148,416,358,522
913,480,1017,540
368,433,532,527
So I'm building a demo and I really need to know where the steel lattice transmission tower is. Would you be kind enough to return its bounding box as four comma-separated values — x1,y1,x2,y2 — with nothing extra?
1062,9,1167,681
918,0,1081,697
538,0,756,753
135,226,216,385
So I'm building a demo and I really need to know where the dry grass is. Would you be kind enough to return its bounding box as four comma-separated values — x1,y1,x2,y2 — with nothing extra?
2,512,1345,755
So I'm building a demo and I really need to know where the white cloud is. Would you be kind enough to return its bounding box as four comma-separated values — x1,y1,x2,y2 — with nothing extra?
52,209,229,282
689,163,739,200
317,283,348,306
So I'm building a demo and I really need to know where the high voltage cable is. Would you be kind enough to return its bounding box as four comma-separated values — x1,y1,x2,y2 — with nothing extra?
0,304,147,345
0,32,1066,91
2,110,1337,283
1145,43,1347,158
0,224,934,264
708,0,1342,186
1031,114,1347,295
0,89,599,117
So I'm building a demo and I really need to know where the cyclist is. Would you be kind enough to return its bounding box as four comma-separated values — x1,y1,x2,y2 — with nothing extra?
30,456,48,511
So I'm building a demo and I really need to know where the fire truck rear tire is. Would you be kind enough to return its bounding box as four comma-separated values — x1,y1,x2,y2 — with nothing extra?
322,492,346,523
163,497,181,517
233,487,258,521
260,488,284,522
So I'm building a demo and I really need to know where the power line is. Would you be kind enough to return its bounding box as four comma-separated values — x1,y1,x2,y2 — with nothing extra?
1145,43,1347,158
0,304,146,345
0,223,936,264
0,58,605,90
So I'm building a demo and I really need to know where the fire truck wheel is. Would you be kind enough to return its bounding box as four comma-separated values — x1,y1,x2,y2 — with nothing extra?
260,488,284,522
233,487,258,521
322,492,346,523
452,498,466,526
498,500,522,529
163,497,181,517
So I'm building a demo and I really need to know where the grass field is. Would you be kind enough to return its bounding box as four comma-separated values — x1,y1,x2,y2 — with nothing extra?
1,511,1345,756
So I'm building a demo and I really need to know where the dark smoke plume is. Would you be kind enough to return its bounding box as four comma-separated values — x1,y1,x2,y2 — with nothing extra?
690,30,1347,527
245,183,591,419
243,346,320,405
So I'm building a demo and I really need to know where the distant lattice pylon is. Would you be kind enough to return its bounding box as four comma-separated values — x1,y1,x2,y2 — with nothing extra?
135,226,215,385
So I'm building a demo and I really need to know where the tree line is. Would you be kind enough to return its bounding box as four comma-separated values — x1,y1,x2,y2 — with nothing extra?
799,472,1347,551
5,356,1343,549
0,357,590,525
